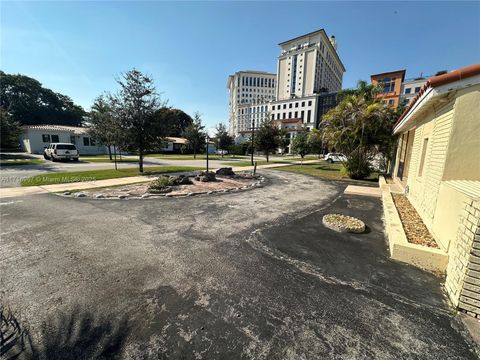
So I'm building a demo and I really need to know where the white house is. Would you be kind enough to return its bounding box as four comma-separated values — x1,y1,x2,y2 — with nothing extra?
20,125,110,155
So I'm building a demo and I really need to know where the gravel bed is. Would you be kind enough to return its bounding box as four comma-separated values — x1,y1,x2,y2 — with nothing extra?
392,194,438,248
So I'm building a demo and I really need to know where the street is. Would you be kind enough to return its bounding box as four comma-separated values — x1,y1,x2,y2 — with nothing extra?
0,171,477,359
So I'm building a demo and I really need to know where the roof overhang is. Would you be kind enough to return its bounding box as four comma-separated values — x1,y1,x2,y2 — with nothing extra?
393,73,480,134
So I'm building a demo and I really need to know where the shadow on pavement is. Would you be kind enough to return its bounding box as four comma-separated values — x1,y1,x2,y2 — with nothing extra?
1,305,129,360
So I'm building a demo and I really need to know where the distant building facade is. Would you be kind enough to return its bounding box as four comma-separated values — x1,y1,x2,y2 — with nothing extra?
400,78,428,106
227,71,276,136
370,69,406,108
229,29,345,142
276,29,344,101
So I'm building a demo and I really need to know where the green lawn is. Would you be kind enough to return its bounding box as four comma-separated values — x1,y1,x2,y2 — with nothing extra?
0,153,44,166
80,155,138,163
273,162,379,182
20,166,203,187
0,159,45,166
145,154,249,161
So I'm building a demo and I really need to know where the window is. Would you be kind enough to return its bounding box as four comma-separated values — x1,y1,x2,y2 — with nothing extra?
381,77,395,93
295,102,299,108
283,104,286,109
301,111,304,120
289,103,292,108
418,138,429,176
272,105,275,110
288,112,292,118
388,99,394,105
51,134,59,142
56,144,77,150
70,135,76,144
405,88,411,94
42,134,50,142
301,101,305,107
308,101,312,106
294,111,298,118
277,113,280,120
415,87,421,93
83,137,91,146
307,110,311,122
283,113,286,119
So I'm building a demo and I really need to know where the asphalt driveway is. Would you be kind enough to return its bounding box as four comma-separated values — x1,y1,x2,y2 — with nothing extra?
0,171,477,359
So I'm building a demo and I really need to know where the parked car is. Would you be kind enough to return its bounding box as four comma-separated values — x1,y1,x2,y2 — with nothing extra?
324,152,347,163
215,149,228,155
44,143,79,162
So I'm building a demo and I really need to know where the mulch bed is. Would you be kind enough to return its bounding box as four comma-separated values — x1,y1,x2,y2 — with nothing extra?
392,194,439,248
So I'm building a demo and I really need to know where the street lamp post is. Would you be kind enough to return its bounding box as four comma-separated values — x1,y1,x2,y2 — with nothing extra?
250,116,255,166
206,135,209,172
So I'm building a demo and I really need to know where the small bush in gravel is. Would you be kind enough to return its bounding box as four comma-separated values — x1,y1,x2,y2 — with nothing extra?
149,176,175,193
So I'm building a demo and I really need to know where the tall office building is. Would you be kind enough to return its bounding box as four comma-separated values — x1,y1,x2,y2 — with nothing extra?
227,29,345,141
276,29,345,101
227,71,276,136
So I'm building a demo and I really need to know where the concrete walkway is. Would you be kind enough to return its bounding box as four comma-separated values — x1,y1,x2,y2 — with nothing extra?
0,160,320,199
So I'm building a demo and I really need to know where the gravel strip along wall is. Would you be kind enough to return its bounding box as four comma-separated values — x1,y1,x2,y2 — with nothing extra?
445,200,480,318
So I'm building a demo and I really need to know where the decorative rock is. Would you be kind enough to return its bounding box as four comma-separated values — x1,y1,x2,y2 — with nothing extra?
118,195,126,199
223,189,230,192
75,192,86,198
322,214,365,234
216,167,235,176
141,194,150,199
63,191,71,196
187,192,194,196
207,191,213,195
165,193,173,197
94,194,105,199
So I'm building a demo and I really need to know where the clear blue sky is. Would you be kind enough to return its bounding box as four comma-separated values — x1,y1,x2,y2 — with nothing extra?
2,1,479,131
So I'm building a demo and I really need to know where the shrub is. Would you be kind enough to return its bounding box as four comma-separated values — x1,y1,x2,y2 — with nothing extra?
149,176,176,192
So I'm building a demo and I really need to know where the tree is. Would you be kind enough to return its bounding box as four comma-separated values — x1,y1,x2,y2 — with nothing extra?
254,120,280,162
0,109,21,148
214,123,233,157
110,69,164,173
307,128,324,158
88,95,118,162
277,128,289,155
0,71,85,126
291,131,311,163
183,112,206,159
151,108,193,137
337,80,381,103
322,90,398,179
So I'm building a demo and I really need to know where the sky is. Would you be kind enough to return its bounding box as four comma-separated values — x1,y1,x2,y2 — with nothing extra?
2,1,479,131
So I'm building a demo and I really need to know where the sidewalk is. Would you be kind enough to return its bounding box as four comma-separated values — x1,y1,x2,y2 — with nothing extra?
0,160,320,199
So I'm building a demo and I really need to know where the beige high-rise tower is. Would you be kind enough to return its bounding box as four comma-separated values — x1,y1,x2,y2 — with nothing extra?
276,29,345,101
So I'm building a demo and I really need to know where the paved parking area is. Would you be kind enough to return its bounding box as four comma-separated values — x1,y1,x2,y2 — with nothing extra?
0,171,478,359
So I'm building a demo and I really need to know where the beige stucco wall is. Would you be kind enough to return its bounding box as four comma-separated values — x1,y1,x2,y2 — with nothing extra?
443,84,480,181
405,99,455,237
433,183,471,251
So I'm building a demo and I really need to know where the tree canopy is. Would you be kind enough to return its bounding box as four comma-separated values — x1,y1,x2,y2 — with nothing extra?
1,108,22,148
0,71,85,126
291,131,311,160
214,123,233,157
183,112,206,159
109,69,165,172
254,120,280,162
151,108,193,137
322,81,399,178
